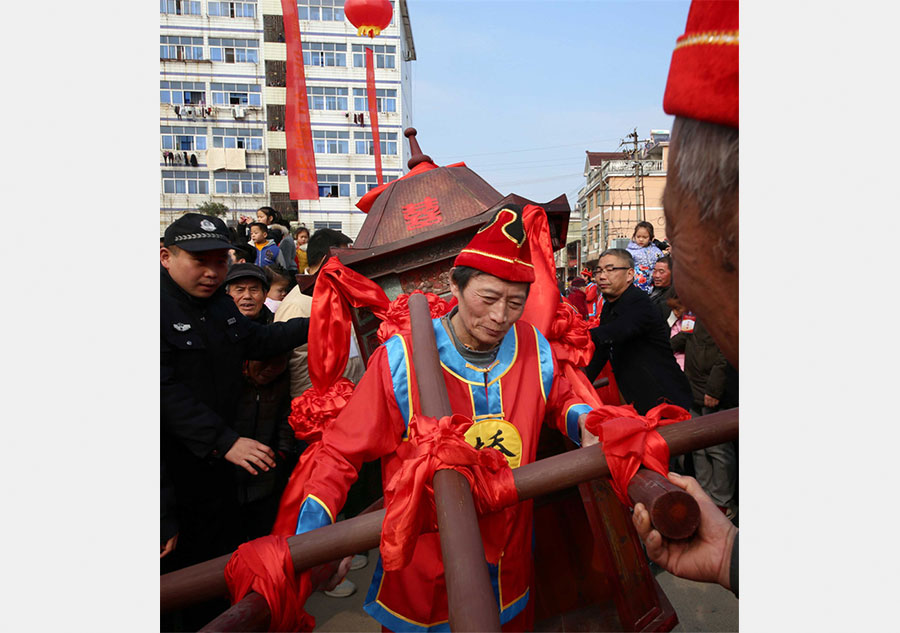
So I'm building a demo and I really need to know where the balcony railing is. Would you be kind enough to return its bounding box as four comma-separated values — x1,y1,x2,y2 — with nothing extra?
600,159,664,179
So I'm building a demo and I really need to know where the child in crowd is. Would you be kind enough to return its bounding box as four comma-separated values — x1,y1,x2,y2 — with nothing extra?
264,265,294,314
665,294,687,371
294,226,310,272
249,222,282,268
626,221,664,293
257,206,296,274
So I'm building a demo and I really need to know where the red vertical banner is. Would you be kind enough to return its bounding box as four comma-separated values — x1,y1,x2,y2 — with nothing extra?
365,47,383,185
281,0,318,199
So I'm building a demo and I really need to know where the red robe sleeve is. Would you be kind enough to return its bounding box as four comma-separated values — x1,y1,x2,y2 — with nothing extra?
541,342,595,447
584,282,599,304
272,345,407,536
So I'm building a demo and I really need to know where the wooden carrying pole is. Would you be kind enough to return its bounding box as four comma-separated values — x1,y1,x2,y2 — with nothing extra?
407,292,501,633
166,411,738,625
628,470,699,540
199,500,384,632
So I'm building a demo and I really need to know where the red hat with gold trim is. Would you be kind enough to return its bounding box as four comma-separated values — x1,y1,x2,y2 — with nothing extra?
454,204,535,283
663,0,738,128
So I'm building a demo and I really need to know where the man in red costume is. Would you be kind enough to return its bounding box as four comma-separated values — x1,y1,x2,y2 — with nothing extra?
582,267,602,318
273,204,597,632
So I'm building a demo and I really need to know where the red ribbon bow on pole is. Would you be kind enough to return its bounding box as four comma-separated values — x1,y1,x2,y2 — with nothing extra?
583,403,691,506
224,535,316,632
380,413,519,571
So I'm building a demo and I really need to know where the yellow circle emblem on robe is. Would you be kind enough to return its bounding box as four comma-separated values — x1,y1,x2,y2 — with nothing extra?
464,419,523,469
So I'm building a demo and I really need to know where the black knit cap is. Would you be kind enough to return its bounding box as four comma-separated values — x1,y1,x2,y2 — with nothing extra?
163,213,232,252
224,263,269,289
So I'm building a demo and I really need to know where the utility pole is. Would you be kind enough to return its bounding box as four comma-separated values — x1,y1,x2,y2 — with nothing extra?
619,128,649,227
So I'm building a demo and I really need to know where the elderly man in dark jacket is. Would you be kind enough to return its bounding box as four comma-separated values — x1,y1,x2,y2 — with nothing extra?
160,214,309,586
224,263,302,541
584,248,692,415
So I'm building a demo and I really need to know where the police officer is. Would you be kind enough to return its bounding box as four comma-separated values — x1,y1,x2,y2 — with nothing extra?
160,213,309,612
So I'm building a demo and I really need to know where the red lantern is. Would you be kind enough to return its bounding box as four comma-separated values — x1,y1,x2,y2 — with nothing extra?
343,0,393,38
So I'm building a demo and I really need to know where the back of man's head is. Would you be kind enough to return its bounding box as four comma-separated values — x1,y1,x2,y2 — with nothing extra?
307,228,353,270
670,117,738,233
233,243,257,263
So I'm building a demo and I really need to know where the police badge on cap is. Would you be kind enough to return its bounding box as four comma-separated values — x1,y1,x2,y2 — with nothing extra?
163,213,233,252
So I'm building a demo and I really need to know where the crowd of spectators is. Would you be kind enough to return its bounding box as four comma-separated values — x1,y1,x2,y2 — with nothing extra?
160,209,370,628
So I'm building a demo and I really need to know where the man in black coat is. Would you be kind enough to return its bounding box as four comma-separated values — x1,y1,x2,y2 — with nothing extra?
160,214,310,582
584,248,692,415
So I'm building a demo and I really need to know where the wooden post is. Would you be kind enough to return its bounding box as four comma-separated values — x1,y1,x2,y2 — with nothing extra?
164,410,738,623
628,470,700,540
407,292,501,632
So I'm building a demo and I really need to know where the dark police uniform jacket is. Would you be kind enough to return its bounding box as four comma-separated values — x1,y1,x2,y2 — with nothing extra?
160,266,308,569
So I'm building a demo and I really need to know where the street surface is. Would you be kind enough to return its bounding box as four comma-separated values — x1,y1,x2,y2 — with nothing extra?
305,548,738,632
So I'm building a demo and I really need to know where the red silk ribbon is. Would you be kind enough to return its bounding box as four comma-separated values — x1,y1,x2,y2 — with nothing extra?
288,377,356,442
308,257,390,391
583,403,691,506
365,47,383,186
516,203,605,406
381,413,519,571
224,535,316,632
280,0,318,199
520,204,560,335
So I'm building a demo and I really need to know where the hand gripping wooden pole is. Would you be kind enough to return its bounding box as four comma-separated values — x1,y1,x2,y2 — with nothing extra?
407,292,501,632
628,470,700,540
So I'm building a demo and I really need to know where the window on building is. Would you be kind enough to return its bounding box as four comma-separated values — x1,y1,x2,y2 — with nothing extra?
354,174,398,197
317,173,351,197
161,0,201,15
209,38,259,63
313,221,343,231
211,127,263,150
160,81,207,105
208,1,257,18
302,41,347,67
213,171,265,194
162,170,209,194
352,88,397,113
298,0,345,21
306,86,348,111
351,44,396,69
161,126,208,151
211,82,262,106
160,36,204,60
354,131,397,156
312,130,350,154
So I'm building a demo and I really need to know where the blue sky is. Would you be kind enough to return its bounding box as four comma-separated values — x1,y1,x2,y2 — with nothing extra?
404,0,690,206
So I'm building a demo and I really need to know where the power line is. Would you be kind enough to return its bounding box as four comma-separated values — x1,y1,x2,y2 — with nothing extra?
440,136,623,161
491,172,583,186
473,158,584,172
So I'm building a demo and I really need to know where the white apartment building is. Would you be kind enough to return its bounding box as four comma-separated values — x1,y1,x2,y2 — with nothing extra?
159,0,416,239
